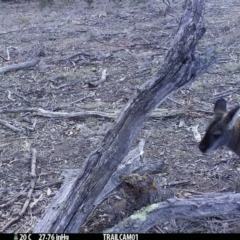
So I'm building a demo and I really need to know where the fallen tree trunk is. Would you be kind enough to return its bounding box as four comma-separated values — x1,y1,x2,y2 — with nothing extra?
106,192,240,233
34,0,216,233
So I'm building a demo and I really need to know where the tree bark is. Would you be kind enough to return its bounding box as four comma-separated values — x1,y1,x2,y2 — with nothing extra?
34,0,216,233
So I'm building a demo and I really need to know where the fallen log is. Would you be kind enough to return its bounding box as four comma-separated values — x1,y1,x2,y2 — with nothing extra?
106,192,240,233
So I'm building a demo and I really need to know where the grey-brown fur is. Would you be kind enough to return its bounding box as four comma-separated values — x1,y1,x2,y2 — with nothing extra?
199,99,240,156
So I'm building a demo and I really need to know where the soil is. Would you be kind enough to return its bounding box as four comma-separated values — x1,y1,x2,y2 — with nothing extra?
1,0,240,233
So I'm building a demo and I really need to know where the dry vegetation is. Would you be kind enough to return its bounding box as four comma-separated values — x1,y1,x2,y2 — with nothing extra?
1,0,240,233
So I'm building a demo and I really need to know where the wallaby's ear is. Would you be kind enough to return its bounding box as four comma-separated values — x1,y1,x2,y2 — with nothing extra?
226,106,240,130
214,98,227,114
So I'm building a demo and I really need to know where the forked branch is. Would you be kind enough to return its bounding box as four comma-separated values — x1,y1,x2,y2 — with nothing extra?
34,0,216,233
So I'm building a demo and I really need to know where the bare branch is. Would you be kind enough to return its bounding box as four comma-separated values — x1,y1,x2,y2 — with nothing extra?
0,57,40,74
56,52,91,63
0,119,23,132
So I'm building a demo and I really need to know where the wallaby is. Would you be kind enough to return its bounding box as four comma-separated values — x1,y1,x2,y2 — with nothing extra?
199,98,240,156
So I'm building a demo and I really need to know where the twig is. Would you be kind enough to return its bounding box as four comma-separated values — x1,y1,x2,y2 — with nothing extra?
0,107,117,119
163,0,173,8
0,184,30,208
0,105,210,121
0,108,37,114
32,118,37,130
35,108,116,119
0,119,23,132
167,96,183,106
1,148,37,232
88,69,108,87
56,52,91,63
53,92,96,111
0,46,17,61
211,87,240,101
50,79,83,90
6,90,15,102
69,92,95,105
13,93,30,104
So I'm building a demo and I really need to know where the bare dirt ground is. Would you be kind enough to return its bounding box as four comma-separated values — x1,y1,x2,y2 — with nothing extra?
1,0,240,233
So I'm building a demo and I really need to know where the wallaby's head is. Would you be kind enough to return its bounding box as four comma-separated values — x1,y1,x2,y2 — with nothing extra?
199,99,240,156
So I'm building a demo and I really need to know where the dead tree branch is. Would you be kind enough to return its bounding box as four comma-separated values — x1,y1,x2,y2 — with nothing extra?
106,193,240,233
0,107,201,121
0,57,40,74
0,119,23,132
0,44,44,74
0,108,116,119
55,52,91,63
34,0,216,233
